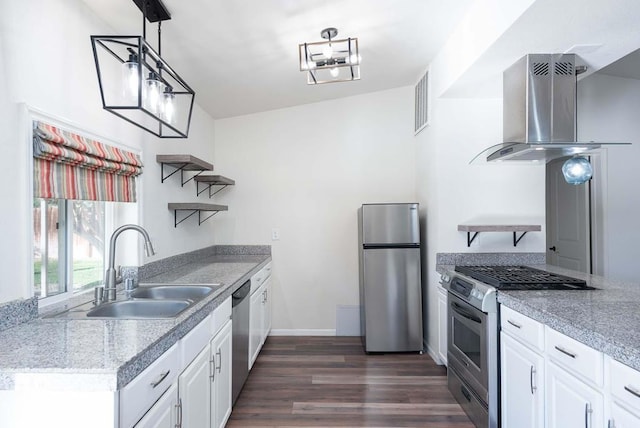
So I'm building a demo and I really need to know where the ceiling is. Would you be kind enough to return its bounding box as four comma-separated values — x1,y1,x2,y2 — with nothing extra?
80,0,473,119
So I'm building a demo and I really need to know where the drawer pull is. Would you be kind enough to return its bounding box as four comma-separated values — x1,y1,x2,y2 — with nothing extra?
554,345,577,359
507,319,522,329
175,397,183,428
150,370,170,388
624,385,640,399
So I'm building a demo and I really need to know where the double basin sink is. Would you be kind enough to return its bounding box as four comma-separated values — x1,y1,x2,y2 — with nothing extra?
84,284,220,319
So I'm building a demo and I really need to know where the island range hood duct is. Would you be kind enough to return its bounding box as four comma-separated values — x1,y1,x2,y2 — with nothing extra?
475,53,627,163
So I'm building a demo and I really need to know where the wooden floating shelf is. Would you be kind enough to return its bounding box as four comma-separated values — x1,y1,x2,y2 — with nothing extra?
157,154,214,186
194,175,236,198
457,224,542,247
168,203,228,227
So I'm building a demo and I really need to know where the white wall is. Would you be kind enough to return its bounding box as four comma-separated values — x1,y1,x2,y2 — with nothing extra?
0,0,218,303
578,73,640,282
213,87,416,332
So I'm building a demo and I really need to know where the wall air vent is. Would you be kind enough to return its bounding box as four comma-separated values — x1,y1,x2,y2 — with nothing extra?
414,69,429,135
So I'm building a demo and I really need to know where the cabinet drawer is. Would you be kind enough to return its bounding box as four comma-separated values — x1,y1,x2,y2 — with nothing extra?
609,357,640,412
545,327,603,387
250,262,272,294
212,297,232,336
501,305,544,352
120,343,180,428
181,313,213,369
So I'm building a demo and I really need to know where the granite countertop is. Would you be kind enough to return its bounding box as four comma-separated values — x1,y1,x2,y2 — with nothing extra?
436,256,640,372
0,253,270,391
497,264,640,371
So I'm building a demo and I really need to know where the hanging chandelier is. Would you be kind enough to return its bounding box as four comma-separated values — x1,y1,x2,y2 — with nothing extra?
299,27,361,85
91,0,195,138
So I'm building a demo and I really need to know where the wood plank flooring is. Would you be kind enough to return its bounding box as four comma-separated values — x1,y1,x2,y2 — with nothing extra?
227,337,474,427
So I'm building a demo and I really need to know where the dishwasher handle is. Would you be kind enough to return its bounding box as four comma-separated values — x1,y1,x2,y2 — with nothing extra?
232,280,251,306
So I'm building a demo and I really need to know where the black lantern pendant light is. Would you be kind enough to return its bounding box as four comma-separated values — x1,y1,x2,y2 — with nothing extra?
91,0,195,138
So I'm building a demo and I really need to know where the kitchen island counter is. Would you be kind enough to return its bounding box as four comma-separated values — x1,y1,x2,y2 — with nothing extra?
0,246,271,391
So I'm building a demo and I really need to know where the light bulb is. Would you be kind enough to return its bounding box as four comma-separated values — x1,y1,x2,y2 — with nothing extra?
144,73,163,115
349,53,361,64
322,44,333,59
162,91,176,124
122,55,139,103
306,60,316,70
329,67,339,78
562,156,593,185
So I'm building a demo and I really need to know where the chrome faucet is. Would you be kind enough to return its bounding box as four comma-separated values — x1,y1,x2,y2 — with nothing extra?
103,224,155,302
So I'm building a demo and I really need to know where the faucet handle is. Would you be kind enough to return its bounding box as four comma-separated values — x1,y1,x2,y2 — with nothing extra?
94,286,105,306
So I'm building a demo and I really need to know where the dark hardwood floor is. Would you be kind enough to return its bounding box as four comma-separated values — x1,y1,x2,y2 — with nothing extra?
227,336,474,427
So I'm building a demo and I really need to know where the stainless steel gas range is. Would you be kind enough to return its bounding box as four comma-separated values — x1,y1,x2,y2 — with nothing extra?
440,265,593,428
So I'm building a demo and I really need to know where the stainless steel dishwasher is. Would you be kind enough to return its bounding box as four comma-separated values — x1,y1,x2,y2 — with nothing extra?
231,280,251,404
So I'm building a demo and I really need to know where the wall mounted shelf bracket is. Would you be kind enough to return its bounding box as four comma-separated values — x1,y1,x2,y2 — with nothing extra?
458,224,541,248
157,155,213,187
194,175,236,198
168,203,228,227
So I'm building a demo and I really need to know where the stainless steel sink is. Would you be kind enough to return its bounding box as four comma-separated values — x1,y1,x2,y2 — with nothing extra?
85,299,191,319
131,284,217,301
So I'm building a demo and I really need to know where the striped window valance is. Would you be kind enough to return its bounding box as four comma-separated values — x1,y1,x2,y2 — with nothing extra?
33,121,143,202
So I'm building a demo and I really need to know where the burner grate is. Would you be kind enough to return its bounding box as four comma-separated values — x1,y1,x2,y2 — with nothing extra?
454,265,591,290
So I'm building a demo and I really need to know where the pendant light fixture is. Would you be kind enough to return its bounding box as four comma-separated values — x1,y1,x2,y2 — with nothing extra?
562,156,593,185
91,0,195,138
299,27,361,85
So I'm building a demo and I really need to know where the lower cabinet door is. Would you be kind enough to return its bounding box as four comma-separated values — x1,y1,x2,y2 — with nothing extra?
249,285,264,368
134,382,178,428
262,277,272,342
546,360,604,428
178,345,211,427
610,401,640,428
500,333,544,428
437,287,447,365
211,320,233,428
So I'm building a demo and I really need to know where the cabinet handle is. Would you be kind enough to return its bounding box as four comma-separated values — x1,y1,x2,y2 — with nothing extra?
608,419,614,428
262,290,266,304
216,349,222,373
584,402,592,428
150,370,170,388
554,345,577,359
507,319,522,329
530,365,536,394
624,385,640,399
175,397,183,428
210,356,216,383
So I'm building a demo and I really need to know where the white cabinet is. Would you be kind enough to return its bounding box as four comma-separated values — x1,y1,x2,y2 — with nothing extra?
178,345,211,427
546,360,604,428
249,282,264,368
211,320,233,428
249,263,273,369
134,383,179,428
500,332,544,428
609,401,640,428
437,286,447,365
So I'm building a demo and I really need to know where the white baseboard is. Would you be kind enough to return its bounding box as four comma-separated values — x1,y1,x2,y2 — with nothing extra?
269,329,336,336
426,344,445,366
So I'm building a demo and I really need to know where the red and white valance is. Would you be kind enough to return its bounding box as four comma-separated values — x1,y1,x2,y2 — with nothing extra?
33,121,143,202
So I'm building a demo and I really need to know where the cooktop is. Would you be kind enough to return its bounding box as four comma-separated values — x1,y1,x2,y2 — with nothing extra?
454,265,595,290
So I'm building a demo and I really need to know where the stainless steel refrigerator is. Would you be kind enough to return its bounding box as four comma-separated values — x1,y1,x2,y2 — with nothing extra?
358,203,423,353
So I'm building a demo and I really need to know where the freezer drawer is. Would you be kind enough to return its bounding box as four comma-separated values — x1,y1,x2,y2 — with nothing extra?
362,247,423,352
361,203,420,245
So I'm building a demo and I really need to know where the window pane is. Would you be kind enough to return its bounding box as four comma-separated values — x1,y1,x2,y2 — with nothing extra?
71,201,105,292
33,199,65,298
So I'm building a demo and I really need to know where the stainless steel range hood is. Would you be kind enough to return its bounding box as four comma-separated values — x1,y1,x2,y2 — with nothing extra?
473,53,627,163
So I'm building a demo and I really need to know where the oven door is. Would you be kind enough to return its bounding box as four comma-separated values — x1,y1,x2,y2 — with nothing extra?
447,292,489,403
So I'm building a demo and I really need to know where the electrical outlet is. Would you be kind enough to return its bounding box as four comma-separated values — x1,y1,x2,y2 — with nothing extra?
271,228,280,241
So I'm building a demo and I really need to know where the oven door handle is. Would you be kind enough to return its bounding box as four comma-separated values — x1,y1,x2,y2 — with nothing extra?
451,302,482,323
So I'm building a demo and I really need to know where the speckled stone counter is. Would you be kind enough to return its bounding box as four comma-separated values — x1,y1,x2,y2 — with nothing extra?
497,264,640,372
0,248,270,391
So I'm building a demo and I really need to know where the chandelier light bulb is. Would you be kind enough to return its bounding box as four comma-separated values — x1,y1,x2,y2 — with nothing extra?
322,44,334,59
349,53,361,64
562,156,593,185
122,54,139,103
162,90,176,124
329,67,339,78
144,73,164,115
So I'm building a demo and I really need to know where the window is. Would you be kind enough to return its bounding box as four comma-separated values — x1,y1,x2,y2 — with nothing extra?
33,198,107,298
